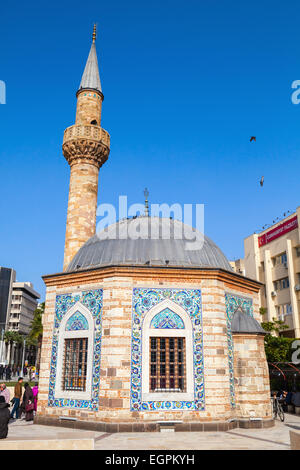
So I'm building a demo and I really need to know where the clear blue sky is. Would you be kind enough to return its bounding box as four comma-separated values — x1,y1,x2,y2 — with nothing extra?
1,0,300,300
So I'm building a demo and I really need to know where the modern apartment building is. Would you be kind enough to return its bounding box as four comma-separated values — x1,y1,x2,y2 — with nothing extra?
0,267,40,335
0,267,16,330
243,207,300,338
230,258,245,276
8,282,40,335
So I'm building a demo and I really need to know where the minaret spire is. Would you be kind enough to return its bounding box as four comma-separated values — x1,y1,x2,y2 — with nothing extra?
92,23,97,43
144,188,150,217
62,28,110,270
78,25,102,95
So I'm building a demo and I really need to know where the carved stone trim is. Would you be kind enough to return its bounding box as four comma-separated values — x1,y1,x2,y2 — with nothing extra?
63,140,110,169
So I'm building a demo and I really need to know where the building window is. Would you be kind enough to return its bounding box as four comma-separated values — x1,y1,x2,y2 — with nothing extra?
296,247,300,258
63,338,88,392
285,303,293,315
149,337,186,392
274,277,290,291
277,303,293,316
274,253,287,266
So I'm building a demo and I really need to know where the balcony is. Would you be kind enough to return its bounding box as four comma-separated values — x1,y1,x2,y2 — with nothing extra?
63,124,110,148
276,288,291,305
272,263,289,281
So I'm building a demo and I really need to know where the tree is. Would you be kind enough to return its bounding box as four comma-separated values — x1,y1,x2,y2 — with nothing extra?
4,331,24,365
264,335,295,362
28,302,45,371
258,307,293,362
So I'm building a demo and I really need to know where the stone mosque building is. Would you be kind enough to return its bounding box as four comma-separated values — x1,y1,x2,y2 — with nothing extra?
36,27,273,432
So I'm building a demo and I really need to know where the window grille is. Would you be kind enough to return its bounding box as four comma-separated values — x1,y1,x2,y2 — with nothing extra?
149,337,186,392
63,338,88,391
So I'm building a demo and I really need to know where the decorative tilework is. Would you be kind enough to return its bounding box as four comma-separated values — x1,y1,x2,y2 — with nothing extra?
225,293,253,408
150,308,185,329
131,288,204,411
65,311,89,331
48,289,103,411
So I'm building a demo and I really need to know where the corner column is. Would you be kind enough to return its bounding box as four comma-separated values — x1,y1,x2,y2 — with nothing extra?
233,333,272,422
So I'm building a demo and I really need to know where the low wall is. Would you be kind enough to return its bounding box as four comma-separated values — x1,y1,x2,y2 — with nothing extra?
34,415,274,432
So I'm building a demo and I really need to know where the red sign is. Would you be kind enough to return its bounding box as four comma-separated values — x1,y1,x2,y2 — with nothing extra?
258,215,298,247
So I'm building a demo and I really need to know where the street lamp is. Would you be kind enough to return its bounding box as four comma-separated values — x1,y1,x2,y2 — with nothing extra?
21,338,26,374
0,323,6,365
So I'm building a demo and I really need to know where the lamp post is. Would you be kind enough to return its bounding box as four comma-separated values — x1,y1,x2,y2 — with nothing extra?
0,323,6,365
21,338,26,375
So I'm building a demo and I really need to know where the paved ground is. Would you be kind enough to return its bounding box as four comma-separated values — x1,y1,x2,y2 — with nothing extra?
5,413,300,450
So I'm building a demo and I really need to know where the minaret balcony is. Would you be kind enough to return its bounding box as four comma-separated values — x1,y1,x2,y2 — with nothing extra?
63,124,110,148
62,124,110,168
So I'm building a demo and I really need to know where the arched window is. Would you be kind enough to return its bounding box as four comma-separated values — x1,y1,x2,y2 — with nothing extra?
54,302,94,400
90,119,98,125
141,300,193,402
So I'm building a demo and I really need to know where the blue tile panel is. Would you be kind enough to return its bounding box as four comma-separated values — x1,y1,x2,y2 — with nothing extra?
131,288,204,411
225,293,253,408
48,289,103,411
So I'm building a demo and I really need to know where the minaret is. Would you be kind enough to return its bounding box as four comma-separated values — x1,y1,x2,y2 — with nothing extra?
62,25,110,270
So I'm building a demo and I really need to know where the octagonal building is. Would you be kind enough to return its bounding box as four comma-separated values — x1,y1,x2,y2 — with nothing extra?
36,29,272,432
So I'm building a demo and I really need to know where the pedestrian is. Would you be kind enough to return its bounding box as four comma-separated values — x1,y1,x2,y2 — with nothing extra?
0,396,10,439
0,384,10,404
29,367,32,382
0,365,3,380
10,377,23,420
32,382,38,413
5,365,11,381
21,383,34,421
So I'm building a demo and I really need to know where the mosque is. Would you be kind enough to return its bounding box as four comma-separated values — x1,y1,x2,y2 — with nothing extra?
36,27,273,432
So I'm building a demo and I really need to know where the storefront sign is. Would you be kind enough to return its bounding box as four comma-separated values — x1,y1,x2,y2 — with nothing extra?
258,215,298,247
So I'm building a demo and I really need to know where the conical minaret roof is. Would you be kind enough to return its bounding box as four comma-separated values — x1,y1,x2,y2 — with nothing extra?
78,25,102,94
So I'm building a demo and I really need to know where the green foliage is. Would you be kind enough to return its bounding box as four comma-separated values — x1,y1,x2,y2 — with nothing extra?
28,302,45,345
259,307,267,317
4,381,36,387
264,335,295,362
4,331,24,345
258,309,293,362
261,318,289,334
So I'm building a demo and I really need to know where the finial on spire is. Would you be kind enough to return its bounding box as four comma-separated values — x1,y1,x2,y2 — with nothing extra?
144,188,149,217
92,23,97,43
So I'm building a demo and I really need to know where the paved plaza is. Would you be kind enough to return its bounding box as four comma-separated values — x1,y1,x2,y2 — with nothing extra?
4,413,300,450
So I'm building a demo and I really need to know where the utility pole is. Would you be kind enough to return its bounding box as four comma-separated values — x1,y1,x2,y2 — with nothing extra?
0,323,6,365
0,328,4,364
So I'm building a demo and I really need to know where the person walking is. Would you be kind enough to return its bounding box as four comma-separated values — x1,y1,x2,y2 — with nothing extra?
0,365,4,380
5,365,11,381
10,377,23,420
32,382,38,414
0,384,10,404
0,396,10,439
21,383,34,421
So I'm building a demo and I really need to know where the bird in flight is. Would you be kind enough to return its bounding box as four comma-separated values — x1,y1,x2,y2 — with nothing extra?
260,176,264,187
250,136,256,142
